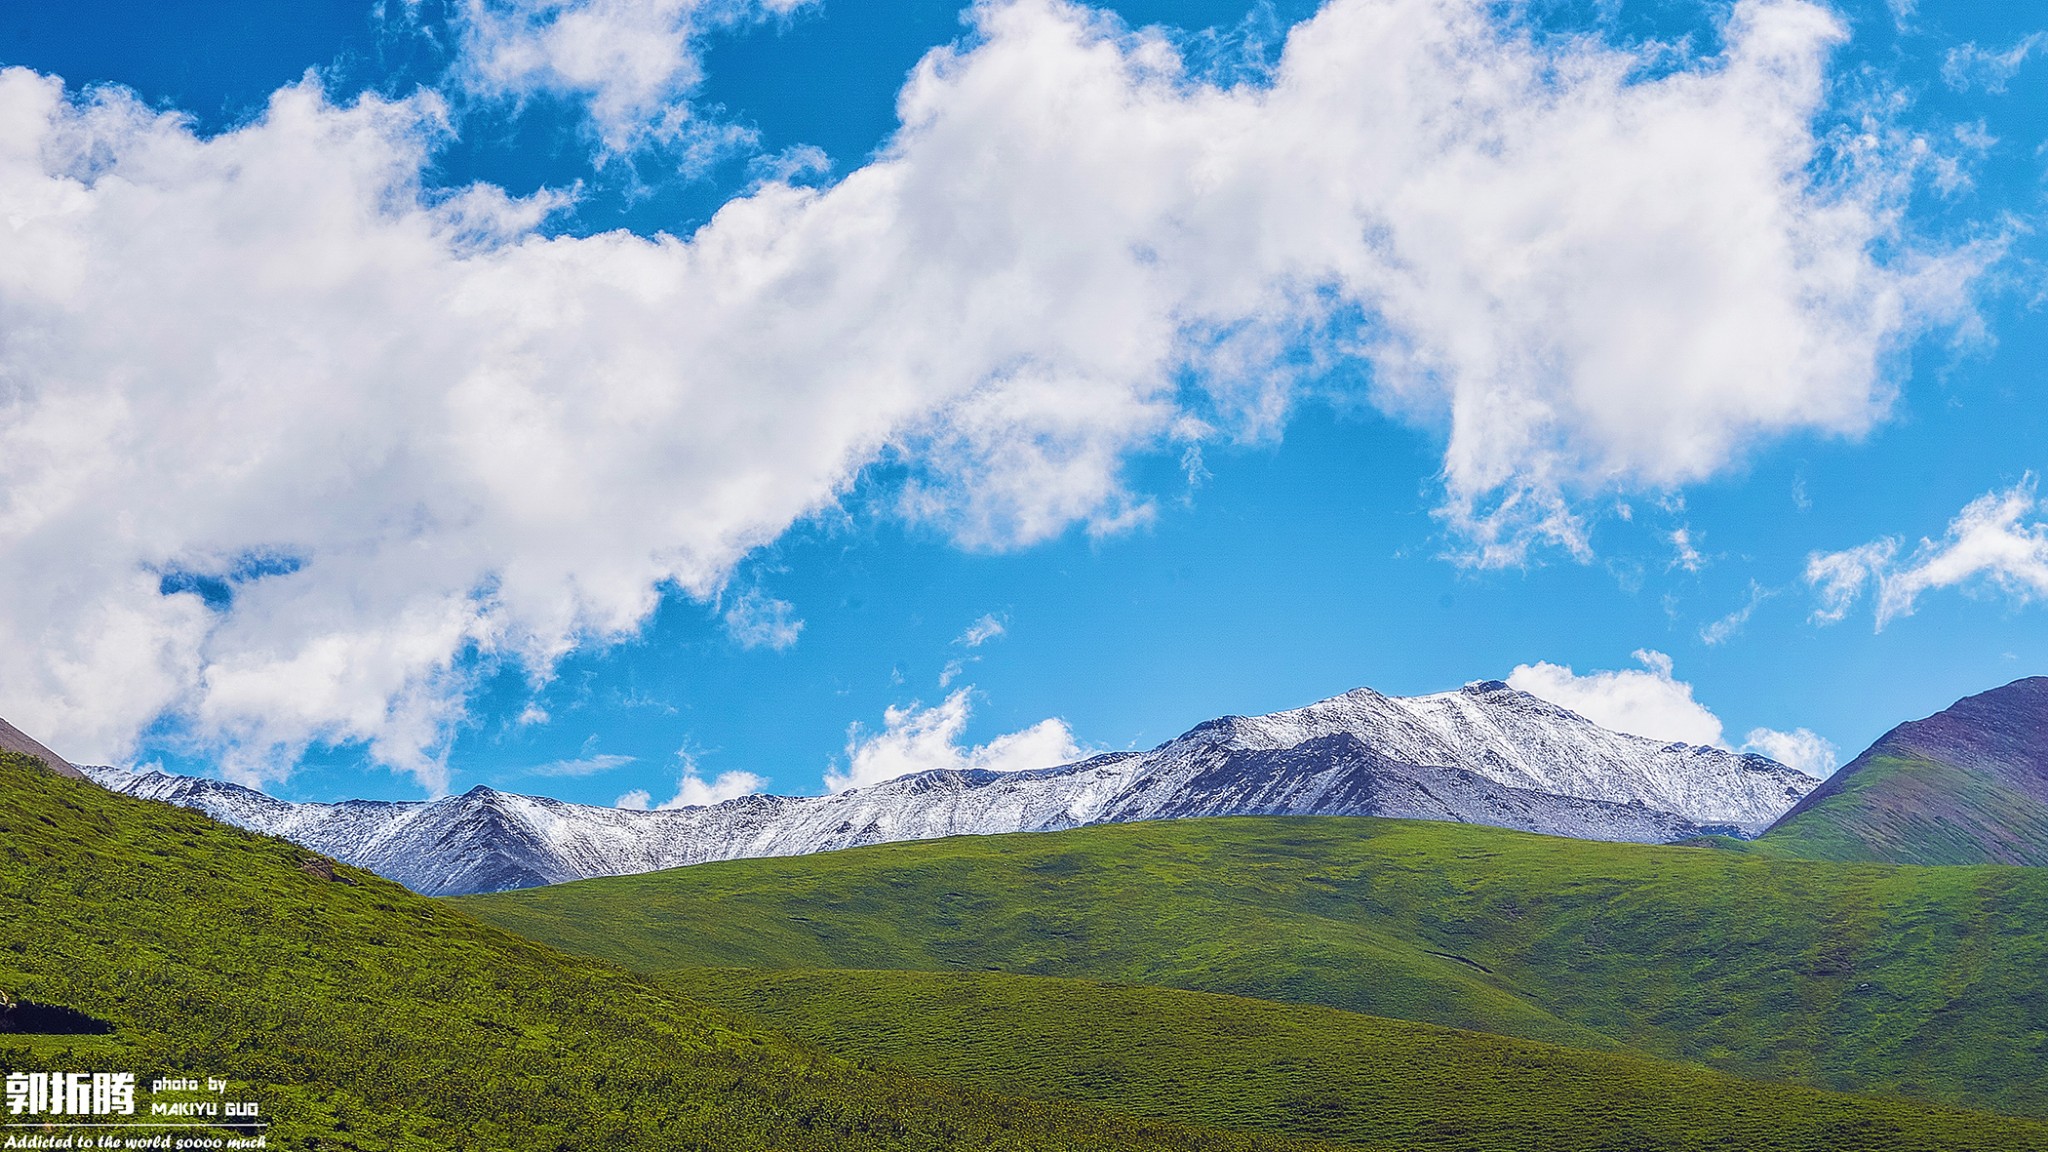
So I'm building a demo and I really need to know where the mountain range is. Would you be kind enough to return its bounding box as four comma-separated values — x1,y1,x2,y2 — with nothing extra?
9,741,2041,1151
80,679,1816,895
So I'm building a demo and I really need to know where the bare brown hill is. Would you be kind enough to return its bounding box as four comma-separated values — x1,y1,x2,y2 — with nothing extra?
0,714,83,779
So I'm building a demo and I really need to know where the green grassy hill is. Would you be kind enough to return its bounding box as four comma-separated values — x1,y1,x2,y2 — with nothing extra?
0,751,1316,1152
456,815,2048,1118
663,965,2048,1152
1756,677,2048,866
1756,749,2048,865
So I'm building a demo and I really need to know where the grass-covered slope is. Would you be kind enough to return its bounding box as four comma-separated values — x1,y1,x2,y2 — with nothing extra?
1757,750,2048,865
663,966,2048,1152
457,816,2048,1118
1758,677,2048,866
0,751,1315,1152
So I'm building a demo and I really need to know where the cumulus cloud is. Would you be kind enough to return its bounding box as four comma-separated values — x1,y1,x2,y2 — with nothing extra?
1740,725,1837,777
0,0,1976,789
1509,649,1830,773
453,0,810,155
723,589,804,651
1806,475,2048,630
1508,650,1725,745
828,688,1085,792
615,752,765,807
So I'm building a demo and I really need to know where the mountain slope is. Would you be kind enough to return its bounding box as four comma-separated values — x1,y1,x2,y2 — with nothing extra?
456,815,2048,1119
662,966,2048,1152
1759,676,2048,865
0,714,81,778
84,681,1816,894
0,749,1317,1152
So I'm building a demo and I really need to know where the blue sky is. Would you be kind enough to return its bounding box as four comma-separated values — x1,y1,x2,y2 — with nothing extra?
1,0,2043,805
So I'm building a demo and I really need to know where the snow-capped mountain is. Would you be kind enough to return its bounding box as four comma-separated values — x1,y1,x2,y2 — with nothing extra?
82,680,1818,896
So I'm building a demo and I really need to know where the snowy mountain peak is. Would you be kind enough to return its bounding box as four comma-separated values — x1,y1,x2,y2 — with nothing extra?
84,679,1819,895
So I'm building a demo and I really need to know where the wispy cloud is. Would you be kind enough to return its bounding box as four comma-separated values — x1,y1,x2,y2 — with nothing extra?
724,589,804,651
1807,475,2048,629
451,0,812,158
1700,581,1775,646
529,752,635,777
954,613,1008,648
1668,527,1706,573
1942,33,2046,93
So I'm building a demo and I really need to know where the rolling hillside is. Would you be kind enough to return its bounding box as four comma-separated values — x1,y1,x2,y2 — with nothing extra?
663,966,2048,1152
457,815,2048,1118
1759,677,2048,865
0,749,1315,1152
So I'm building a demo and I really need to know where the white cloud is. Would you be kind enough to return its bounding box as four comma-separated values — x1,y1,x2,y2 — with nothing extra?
723,589,804,651
828,687,1085,792
1509,650,1830,773
530,751,634,776
1669,526,1706,573
0,0,1977,790
1942,34,2045,94
1740,725,1837,777
671,766,767,805
1699,580,1774,646
1805,538,1894,624
616,753,765,808
1806,475,2048,630
453,0,810,155
955,613,1008,647
1508,650,1725,746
